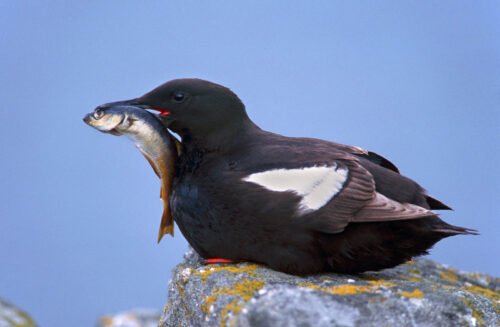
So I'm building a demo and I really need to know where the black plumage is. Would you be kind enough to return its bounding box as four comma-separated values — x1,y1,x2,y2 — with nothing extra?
109,78,476,275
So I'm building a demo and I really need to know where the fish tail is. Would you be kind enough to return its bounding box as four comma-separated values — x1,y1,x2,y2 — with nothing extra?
157,199,175,243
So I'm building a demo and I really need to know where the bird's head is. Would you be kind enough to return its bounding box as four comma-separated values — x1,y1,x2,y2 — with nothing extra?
126,79,252,144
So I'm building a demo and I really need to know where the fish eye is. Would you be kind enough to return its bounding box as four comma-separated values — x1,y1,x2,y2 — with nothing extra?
172,91,186,103
93,109,104,119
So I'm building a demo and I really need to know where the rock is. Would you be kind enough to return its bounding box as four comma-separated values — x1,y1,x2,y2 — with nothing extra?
0,298,36,327
98,308,161,327
160,249,499,327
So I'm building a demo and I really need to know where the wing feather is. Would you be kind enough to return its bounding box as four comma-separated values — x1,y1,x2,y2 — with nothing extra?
307,159,436,234
353,192,434,221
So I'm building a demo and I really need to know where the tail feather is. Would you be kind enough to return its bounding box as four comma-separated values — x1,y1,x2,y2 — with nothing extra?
433,225,478,236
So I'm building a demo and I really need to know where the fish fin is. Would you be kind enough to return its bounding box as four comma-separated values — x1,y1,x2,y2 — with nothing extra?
140,152,160,178
157,211,175,242
157,188,174,243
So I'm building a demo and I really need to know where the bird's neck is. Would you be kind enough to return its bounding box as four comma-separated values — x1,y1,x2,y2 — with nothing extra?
180,118,262,154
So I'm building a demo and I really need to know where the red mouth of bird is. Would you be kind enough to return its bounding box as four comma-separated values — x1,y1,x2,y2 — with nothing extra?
149,108,171,117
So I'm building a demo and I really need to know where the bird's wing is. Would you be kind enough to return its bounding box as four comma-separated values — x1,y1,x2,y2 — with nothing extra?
332,142,451,210
241,154,435,235
303,159,435,234
325,142,401,173
359,150,400,173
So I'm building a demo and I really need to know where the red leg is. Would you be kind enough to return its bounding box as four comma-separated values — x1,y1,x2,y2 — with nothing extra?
204,258,236,264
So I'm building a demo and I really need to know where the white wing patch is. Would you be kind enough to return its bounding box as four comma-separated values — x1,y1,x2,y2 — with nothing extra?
242,165,349,213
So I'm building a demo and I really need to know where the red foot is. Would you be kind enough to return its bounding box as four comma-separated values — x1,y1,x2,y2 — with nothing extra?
204,258,235,264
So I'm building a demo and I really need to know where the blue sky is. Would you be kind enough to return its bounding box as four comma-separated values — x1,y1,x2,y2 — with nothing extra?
1,1,499,326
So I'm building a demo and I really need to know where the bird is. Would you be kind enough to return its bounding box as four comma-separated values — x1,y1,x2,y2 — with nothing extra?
97,78,476,275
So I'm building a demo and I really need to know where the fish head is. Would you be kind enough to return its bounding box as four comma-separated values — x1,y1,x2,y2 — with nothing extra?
83,106,134,136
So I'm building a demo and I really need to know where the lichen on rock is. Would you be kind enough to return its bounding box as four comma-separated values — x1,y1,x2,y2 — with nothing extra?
160,249,499,327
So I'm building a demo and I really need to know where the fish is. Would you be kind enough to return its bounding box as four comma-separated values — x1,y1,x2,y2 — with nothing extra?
83,105,179,242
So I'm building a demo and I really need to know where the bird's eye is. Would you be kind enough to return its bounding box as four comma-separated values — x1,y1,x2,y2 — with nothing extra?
173,91,186,103
93,109,104,119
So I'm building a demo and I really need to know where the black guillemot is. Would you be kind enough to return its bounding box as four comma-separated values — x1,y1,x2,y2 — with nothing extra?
98,78,476,275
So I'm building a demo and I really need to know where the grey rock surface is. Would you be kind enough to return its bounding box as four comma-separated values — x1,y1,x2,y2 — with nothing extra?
0,298,36,327
160,249,499,327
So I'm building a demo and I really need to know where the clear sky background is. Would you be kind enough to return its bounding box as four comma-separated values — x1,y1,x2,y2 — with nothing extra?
1,1,499,326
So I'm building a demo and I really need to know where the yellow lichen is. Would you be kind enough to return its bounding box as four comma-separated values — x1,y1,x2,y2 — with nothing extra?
220,299,241,327
367,280,397,288
201,279,266,325
399,289,424,298
404,276,423,283
175,278,192,320
298,282,322,292
195,264,259,282
202,294,217,314
329,284,375,295
465,284,500,302
439,269,459,283
299,280,395,296
463,298,486,326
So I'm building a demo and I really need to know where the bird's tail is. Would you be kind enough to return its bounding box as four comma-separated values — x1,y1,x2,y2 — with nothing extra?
433,222,478,236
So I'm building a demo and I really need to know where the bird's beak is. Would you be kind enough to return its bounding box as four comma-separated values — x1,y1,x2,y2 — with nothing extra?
96,98,171,117
94,98,148,111
148,108,171,117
